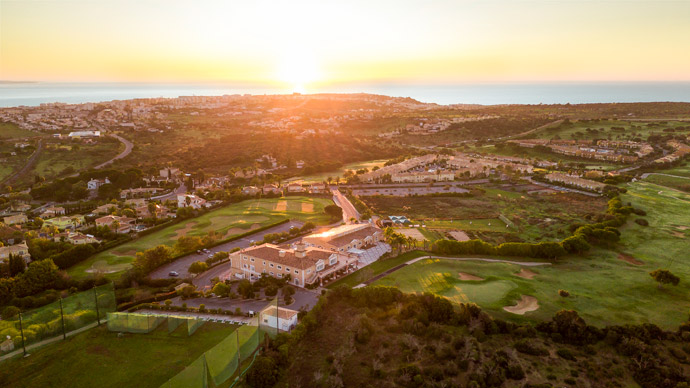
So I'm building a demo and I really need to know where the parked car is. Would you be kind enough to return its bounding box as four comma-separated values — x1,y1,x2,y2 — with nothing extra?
168,271,179,277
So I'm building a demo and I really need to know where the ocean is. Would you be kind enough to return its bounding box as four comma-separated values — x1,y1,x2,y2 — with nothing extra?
1,82,689,107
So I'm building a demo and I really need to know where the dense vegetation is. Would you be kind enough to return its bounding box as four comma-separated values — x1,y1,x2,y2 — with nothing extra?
254,286,690,388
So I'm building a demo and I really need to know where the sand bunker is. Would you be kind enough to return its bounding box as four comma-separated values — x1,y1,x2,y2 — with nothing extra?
223,223,262,238
503,295,539,315
172,221,198,240
275,200,287,211
458,272,484,281
112,249,137,257
301,202,314,213
514,268,537,279
449,230,470,241
618,253,643,265
85,260,131,274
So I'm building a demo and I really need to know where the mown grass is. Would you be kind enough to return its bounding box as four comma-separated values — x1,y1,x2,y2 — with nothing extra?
642,173,690,193
0,323,237,388
371,180,690,329
285,159,389,184
0,122,36,139
68,196,334,279
326,251,428,289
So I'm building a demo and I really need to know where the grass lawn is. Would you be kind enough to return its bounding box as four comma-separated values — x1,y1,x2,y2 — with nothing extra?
68,196,334,279
31,140,122,181
370,180,690,329
642,173,690,193
285,159,389,184
0,122,36,139
529,119,690,141
423,218,510,233
661,163,690,178
327,251,427,289
0,323,237,388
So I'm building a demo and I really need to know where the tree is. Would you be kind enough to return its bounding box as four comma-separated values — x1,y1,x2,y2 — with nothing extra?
8,254,26,276
650,269,680,289
245,356,278,388
238,279,254,299
1,306,19,320
188,261,209,274
211,282,230,297
324,204,343,220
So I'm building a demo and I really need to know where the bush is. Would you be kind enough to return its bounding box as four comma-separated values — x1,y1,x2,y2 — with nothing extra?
199,304,206,312
635,218,649,226
559,289,570,297
556,348,576,361
188,261,209,274
2,305,20,320
514,339,549,356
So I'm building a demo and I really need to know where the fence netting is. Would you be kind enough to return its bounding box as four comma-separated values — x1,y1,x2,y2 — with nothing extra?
106,312,167,334
0,283,116,353
159,324,261,388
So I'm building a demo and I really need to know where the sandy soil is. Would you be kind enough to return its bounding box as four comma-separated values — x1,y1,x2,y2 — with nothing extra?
301,202,314,213
172,221,198,240
223,223,262,238
448,230,470,241
677,226,689,231
397,228,426,241
503,295,539,315
618,253,643,265
458,272,484,281
514,268,537,279
275,200,287,211
671,231,686,238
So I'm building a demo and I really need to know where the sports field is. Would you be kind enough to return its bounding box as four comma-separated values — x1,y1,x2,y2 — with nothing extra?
285,159,389,184
372,180,690,329
68,196,333,279
0,323,236,388
642,173,690,193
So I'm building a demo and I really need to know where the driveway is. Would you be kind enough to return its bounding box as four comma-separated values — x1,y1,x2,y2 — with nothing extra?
168,287,319,314
94,134,133,169
332,188,360,223
150,220,305,280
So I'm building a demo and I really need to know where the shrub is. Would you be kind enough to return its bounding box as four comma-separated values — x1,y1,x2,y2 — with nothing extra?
557,348,576,361
514,339,549,356
559,289,570,297
2,305,20,320
199,304,206,312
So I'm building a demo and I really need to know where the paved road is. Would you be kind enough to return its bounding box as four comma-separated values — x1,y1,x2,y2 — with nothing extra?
94,134,133,169
152,183,186,201
340,179,489,189
168,287,319,314
3,138,43,185
150,220,305,280
640,172,690,180
354,255,552,288
332,188,360,223
525,177,600,198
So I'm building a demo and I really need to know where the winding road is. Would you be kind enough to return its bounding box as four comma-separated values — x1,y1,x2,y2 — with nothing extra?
2,138,43,185
94,134,133,169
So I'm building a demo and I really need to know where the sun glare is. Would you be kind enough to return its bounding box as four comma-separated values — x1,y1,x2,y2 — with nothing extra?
275,49,322,93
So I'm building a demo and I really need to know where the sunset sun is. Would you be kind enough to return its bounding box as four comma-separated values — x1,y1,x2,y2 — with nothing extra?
275,49,322,93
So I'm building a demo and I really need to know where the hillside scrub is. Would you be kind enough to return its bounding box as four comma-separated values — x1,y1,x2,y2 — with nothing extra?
258,286,690,388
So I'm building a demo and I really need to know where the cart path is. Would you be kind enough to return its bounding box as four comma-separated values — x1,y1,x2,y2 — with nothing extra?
354,255,551,288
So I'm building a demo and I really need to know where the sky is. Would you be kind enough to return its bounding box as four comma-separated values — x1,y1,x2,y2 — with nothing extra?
1,0,690,88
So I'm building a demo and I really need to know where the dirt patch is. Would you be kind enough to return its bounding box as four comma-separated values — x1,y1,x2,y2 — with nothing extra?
397,228,426,241
275,200,287,211
458,272,484,281
618,253,643,266
448,230,470,241
503,295,539,315
677,226,689,231
671,231,686,238
112,249,137,257
172,221,198,240
514,268,537,279
301,202,314,213
223,223,262,238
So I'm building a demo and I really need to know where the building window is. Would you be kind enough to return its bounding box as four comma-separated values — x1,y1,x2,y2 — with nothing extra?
242,256,247,261
316,263,324,271
263,261,266,265
250,258,255,262
294,270,299,274
285,267,290,272
270,263,274,267
243,264,247,268
278,273,282,278
306,269,312,274
277,265,282,270
270,271,274,275
329,257,337,265
250,265,255,271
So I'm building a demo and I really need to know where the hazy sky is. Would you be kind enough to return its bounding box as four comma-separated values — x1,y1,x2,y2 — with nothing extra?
1,0,689,86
